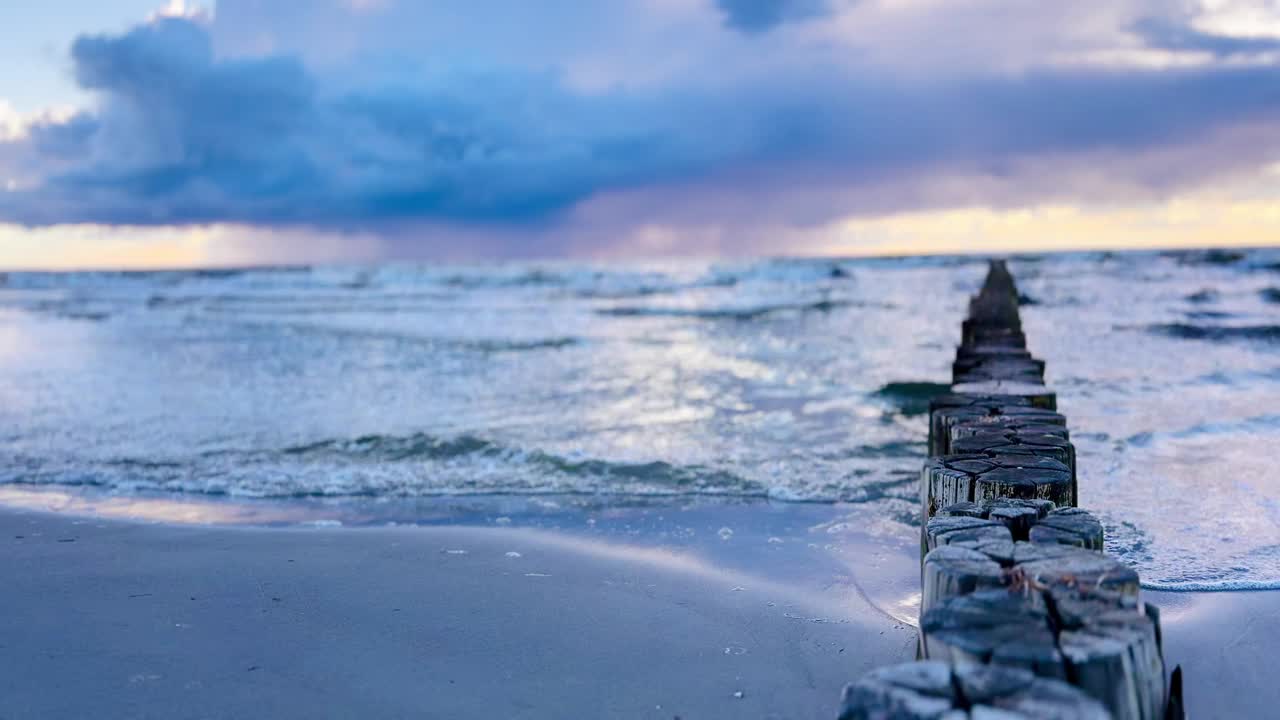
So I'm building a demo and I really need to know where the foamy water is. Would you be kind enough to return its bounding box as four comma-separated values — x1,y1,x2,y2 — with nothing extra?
0,249,1278,590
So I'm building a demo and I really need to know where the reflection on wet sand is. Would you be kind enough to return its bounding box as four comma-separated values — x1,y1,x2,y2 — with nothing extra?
0,483,924,632
0,486,338,526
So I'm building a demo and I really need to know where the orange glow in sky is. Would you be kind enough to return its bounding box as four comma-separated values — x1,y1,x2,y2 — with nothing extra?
3,192,1277,270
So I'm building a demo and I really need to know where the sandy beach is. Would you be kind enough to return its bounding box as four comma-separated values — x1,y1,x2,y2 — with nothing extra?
1145,589,1280,718
0,504,919,720
0,497,1275,718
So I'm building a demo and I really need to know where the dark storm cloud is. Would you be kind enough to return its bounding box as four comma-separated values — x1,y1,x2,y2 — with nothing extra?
3,15,1280,233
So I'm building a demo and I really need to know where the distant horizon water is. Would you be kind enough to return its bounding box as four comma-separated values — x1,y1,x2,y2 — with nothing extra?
1,248,1278,591
4,239,1280,274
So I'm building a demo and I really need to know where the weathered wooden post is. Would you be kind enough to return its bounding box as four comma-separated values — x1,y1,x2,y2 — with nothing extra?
932,405,1067,457
1030,507,1105,550
920,541,1143,614
949,430,1077,505
920,589,1165,720
927,398,1018,457
839,661,1110,719
839,259,1179,720
922,455,1073,526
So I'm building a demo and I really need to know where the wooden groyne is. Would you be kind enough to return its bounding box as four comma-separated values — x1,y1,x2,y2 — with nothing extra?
839,261,1184,720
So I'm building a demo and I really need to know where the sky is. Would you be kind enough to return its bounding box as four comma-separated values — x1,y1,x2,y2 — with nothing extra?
1,0,1279,268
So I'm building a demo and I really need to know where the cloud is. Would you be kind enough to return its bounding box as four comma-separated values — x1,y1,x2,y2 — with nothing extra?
1132,15,1280,57
2,2,1280,258
715,0,831,33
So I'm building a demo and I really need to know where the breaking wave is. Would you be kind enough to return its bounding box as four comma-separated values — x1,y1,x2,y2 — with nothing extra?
5,248,1280,590
597,298,856,320
2,433,767,500
1147,323,1280,343
872,382,952,416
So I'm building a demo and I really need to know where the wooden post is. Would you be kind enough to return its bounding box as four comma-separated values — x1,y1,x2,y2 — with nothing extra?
920,589,1063,676
922,544,1005,614
949,430,1077,505
954,351,1037,367
921,539,1138,613
838,259,1174,720
934,499,1069,541
949,380,1057,410
1030,508,1105,551
955,344,1034,360
923,515,1012,552
986,498,1053,540
921,455,995,523
961,324,1026,348
953,357,1046,385
933,405,1066,457
921,514,1012,560
971,458,1073,508
1053,593,1166,720
928,394,1034,457
1012,542,1140,599
949,430,1075,473
839,661,1110,719
920,589,1166,720
949,418,1068,448
922,455,1072,525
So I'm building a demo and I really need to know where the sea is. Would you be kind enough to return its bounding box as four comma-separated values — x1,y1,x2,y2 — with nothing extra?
1,248,1278,591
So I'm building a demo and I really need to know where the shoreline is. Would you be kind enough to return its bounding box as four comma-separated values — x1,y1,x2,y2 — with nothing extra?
7,483,1274,592
0,500,919,719
0,492,1275,717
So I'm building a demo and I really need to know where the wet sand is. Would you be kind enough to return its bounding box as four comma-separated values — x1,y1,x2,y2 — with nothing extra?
0,506,916,720
1145,589,1280,718
0,498,1274,719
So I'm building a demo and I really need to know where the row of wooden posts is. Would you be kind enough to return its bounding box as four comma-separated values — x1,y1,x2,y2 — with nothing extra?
838,261,1183,719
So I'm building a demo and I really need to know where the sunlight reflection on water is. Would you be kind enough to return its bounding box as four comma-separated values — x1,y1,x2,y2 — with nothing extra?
0,250,1278,589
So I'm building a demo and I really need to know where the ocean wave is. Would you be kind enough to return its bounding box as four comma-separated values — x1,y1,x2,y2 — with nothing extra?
186,268,250,280
1128,413,1280,442
1261,287,1280,304
0,266,312,290
1,433,766,500
1183,309,1235,320
0,430,916,505
1162,248,1248,266
437,268,570,289
1137,544,1280,591
872,382,951,416
390,259,855,296
59,310,111,322
0,258,864,303
10,298,117,322
147,290,461,312
464,337,580,352
703,259,853,285
1140,579,1280,591
1146,322,1280,343
7,250,1280,591
1192,367,1280,385
273,432,754,489
596,298,854,320
570,275,738,300
225,320,581,353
